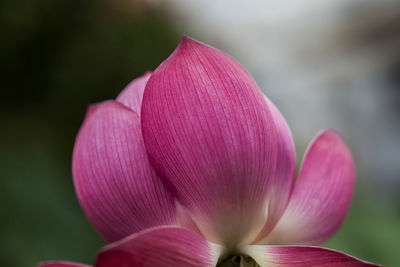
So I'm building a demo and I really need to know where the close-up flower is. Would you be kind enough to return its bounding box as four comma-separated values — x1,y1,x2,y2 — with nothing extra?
39,37,381,267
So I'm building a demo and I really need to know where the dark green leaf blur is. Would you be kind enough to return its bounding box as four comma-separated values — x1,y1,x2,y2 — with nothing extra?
0,0,179,266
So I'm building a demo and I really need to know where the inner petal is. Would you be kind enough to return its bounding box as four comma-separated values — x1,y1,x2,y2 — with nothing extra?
141,36,294,248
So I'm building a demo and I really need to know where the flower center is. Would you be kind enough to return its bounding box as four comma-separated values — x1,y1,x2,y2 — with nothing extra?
217,255,260,267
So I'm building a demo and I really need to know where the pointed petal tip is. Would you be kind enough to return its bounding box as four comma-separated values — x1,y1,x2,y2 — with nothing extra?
137,71,152,81
83,101,135,122
85,103,100,118
180,35,196,46
314,128,354,164
79,103,104,130
116,72,152,114
175,35,213,54
316,128,347,143
307,129,354,170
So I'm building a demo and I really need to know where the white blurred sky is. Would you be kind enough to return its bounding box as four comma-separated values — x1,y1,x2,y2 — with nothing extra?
148,0,400,191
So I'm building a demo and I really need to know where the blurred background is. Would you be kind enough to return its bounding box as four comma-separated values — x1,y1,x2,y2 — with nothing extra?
1,0,399,266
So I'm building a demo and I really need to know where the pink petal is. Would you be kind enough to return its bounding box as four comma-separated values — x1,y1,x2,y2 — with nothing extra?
73,100,176,243
263,130,355,245
38,262,90,267
116,72,151,114
254,96,297,242
141,36,293,247
242,245,382,267
95,226,221,267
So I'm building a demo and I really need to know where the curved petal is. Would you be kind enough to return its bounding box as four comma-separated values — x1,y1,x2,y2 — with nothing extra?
141,36,291,247
38,262,90,267
241,245,382,267
263,130,355,245
116,72,151,114
95,226,221,267
73,100,176,243
254,97,297,242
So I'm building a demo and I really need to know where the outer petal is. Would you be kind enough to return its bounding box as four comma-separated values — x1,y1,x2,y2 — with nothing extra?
38,263,90,267
254,96,297,242
241,245,382,267
73,100,176,243
116,72,151,114
141,36,290,247
95,226,221,267
263,130,355,245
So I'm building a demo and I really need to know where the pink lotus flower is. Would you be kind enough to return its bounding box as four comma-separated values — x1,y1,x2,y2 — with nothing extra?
40,37,381,267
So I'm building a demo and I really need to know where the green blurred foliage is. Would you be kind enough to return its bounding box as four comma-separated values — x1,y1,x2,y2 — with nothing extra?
325,181,400,266
0,0,179,266
1,0,399,267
